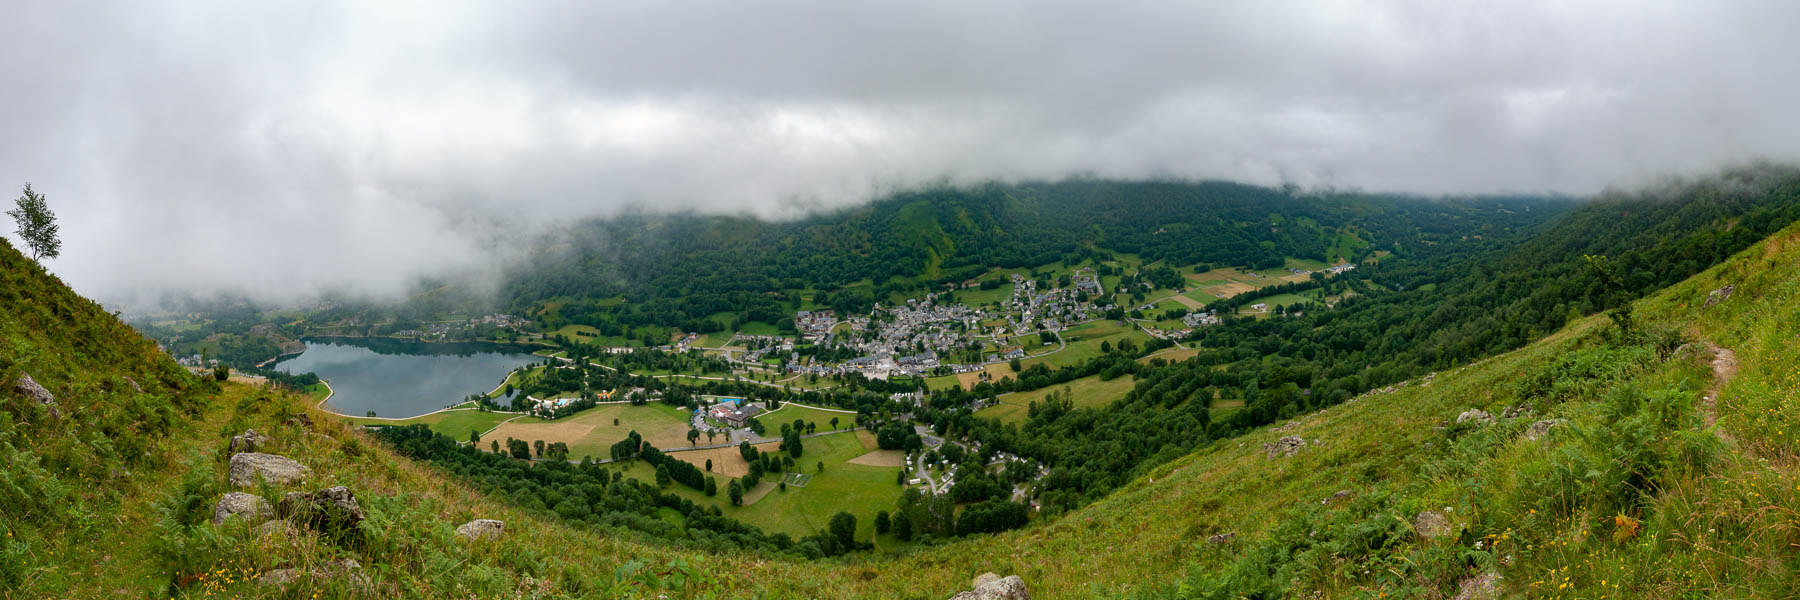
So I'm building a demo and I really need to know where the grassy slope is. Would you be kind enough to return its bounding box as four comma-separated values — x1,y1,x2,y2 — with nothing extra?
976,374,1138,425
16,223,1800,598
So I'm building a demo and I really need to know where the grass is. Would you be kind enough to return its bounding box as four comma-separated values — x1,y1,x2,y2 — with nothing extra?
737,321,781,336
953,282,1014,307
976,374,1138,425
760,403,859,433
341,408,517,440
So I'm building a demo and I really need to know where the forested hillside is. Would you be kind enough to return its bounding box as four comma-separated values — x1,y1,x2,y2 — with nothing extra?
505,181,1567,335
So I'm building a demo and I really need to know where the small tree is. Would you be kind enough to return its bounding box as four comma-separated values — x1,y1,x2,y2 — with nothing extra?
534,439,546,457
817,460,825,473
469,429,481,444
705,458,713,471
655,463,671,487
875,510,891,535
212,364,230,382
830,416,840,431
688,429,700,446
705,476,718,497
7,184,60,261
728,480,744,506
893,511,913,541
828,512,857,549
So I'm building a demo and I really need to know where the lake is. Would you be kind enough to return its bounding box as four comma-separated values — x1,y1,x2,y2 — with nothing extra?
273,338,540,419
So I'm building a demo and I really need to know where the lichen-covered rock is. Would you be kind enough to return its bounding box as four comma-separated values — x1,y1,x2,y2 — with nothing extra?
229,429,270,454
14,374,57,417
949,574,1029,600
1414,510,1452,539
279,486,365,536
1452,572,1502,600
1703,284,1735,307
1525,419,1567,441
1206,532,1236,544
1455,409,1494,426
1264,435,1307,458
455,519,505,540
229,453,310,487
212,492,273,525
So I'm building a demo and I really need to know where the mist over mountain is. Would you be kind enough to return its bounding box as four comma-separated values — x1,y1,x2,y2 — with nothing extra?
4,1,1799,308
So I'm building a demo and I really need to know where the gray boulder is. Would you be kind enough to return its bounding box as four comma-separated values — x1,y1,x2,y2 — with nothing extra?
1455,409,1494,426
229,453,310,487
1414,510,1452,539
1525,419,1567,441
279,486,366,535
229,429,270,454
212,492,273,525
1263,436,1307,458
1206,532,1236,544
455,519,505,541
949,573,1029,600
14,374,57,417
1452,572,1502,600
1703,284,1735,307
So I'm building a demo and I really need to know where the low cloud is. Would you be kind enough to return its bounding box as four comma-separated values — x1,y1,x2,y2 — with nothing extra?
3,1,1798,307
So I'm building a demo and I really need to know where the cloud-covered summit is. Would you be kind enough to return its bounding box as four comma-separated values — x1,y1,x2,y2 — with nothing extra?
3,1,1796,305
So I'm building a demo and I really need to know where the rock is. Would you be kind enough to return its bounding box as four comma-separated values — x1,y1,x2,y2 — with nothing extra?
1414,510,1452,539
972,573,1001,588
1455,409,1494,426
212,492,273,525
13,374,57,417
1524,419,1567,441
258,558,367,588
279,486,366,535
228,453,311,487
286,412,314,429
948,574,1029,600
229,429,270,454
455,519,505,541
122,376,143,393
1452,572,1502,600
1703,284,1735,307
1206,532,1236,544
1500,405,1532,419
1323,489,1352,505
1264,436,1307,458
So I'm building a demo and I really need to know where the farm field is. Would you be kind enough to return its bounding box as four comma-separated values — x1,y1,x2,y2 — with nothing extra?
485,402,694,461
611,429,903,540
952,282,1013,306
974,374,1137,425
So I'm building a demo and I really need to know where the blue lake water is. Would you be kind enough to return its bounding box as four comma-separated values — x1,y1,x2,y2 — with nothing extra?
273,338,539,419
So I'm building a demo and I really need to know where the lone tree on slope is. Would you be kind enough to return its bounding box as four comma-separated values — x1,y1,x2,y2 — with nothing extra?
7,184,59,261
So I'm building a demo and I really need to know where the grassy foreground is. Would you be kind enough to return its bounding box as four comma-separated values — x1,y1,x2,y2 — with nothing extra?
12,222,1800,597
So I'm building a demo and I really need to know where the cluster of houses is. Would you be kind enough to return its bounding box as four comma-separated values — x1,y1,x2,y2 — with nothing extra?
795,310,837,342
702,397,765,428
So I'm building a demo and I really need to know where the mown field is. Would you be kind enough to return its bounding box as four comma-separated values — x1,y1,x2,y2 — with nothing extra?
485,402,694,460
342,408,518,440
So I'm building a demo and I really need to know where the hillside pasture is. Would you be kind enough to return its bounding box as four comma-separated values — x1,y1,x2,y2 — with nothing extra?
485,402,693,460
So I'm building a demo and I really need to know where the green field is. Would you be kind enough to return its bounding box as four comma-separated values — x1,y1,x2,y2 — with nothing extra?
1282,257,1329,271
975,374,1137,425
342,409,518,440
611,431,903,540
923,374,963,391
737,321,780,336
761,403,860,433
952,282,1014,307
1021,321,1149,370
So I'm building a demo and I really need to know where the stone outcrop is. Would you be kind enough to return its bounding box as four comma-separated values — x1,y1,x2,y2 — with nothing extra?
1452,572,1502,600
1525,419,1567,441
258,558,368,588
949,573,1029,600
14,374,57,417
229,429,270,454
212,492,273,525
1703,284,1735,307
1264,436,1307,458
1455,409,1494,426
279,486,366,536
229,453,310,487
1414,510,1452,539
455,519,505,541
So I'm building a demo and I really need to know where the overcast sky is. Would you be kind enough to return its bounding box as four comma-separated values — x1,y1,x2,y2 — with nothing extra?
3,1,1798,308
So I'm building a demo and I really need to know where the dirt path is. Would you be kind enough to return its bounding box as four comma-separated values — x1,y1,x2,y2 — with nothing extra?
1701,342,1739,444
